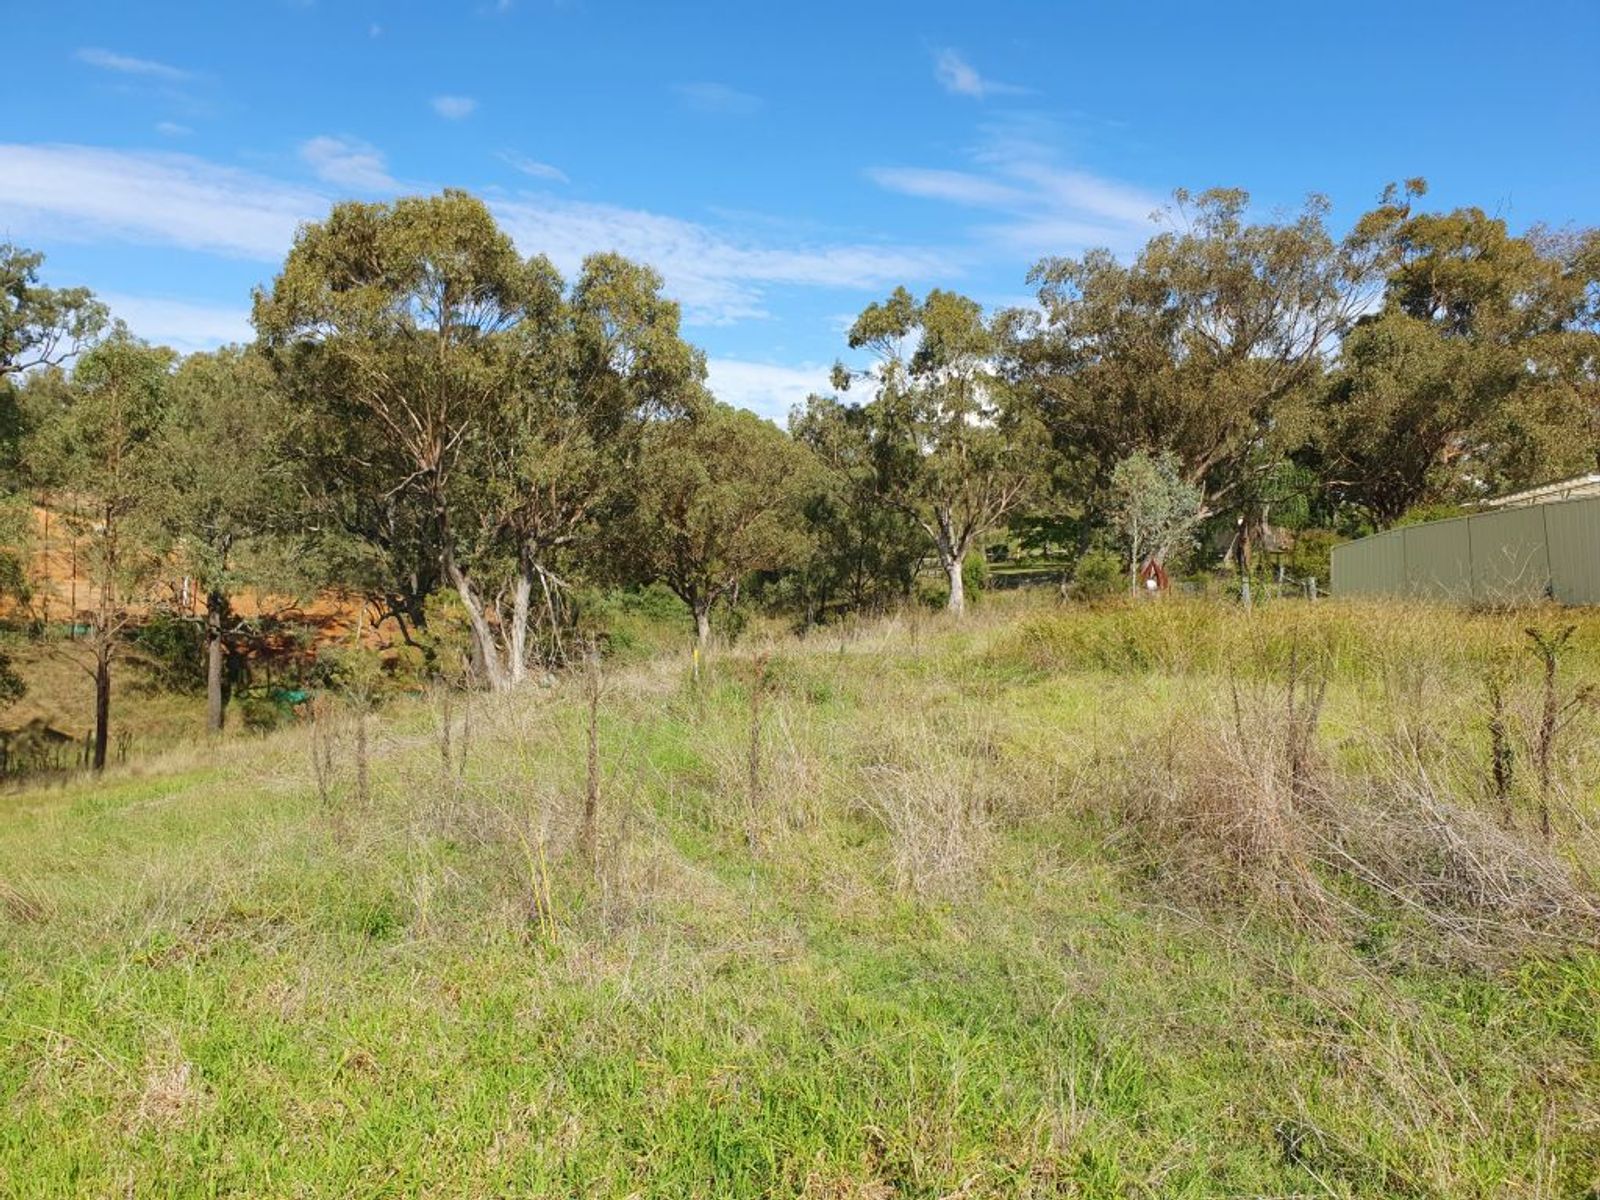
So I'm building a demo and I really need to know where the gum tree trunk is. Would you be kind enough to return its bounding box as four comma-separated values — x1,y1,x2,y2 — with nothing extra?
92,642,111,772
206,591,226,734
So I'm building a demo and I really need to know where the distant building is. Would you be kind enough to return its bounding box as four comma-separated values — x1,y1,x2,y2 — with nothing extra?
1482,473,1600,510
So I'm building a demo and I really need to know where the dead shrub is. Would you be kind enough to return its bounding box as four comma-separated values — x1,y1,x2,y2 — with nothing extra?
1302,737,1600,964
1116,660,1600,964
1120,699,1327,919
860,724,997,897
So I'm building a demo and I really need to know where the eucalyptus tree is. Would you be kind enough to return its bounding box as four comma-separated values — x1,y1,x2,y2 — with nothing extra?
629,403,814,645
255,190,703,689
1317,203,1600,523
27,331,175,770
157,347,306,732
254,190,566,690
1,244,107,685
1,243,106,383
1006,186,1407,548
788,393,924,619
463,253,705,677
835,287,1044,615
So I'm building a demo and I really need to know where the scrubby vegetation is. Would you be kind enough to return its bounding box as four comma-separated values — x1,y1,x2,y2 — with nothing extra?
3,595,1598,1196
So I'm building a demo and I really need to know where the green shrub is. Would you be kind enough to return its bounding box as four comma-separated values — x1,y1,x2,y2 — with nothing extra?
962,551,990,601
131,611,205,693
1071,548,1126,600
1287,528,1345,587
237,696,286,735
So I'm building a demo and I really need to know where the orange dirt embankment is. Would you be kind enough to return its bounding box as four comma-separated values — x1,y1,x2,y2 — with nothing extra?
9,506,381,649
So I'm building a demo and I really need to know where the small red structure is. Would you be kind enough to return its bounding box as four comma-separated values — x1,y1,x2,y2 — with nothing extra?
1137,558,1170,593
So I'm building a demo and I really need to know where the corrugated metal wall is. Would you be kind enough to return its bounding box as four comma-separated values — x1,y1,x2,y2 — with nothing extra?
1332,495,1600,604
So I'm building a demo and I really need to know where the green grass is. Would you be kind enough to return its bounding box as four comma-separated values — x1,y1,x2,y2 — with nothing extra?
2,597,1598,1196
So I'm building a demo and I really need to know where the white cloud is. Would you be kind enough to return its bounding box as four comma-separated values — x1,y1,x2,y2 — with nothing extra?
299,135,397,191
0,143,322,259
869,118,1162,257
432,95,478,120
499,151,569,184
865,167,1027,209
706,358,831,422
494,195,945,325
155,121,193,138
933,50,1024,100
75,47,190,81
674,82,763,116
100,293,252,353
0,142,947,329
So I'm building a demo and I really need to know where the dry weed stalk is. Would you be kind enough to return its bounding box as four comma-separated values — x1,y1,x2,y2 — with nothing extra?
1524,624,1594,841
1484,650,1516,825
746,652,771,848
582,640,602,871
308,696,339,814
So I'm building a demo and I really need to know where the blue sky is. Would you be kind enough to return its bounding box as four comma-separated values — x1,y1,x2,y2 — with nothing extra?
3,0,1597,419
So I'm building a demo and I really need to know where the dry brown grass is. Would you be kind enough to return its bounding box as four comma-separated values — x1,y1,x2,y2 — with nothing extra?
859,720,999,897
1114,637,1600,965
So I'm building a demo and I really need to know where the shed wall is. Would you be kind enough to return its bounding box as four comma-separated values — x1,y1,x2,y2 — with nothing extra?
1331,495,1600,604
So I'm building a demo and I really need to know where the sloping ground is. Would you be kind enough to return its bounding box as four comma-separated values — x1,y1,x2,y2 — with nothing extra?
1,599,1598,1197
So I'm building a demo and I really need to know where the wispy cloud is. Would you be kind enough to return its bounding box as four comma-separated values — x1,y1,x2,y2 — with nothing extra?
75,47,191,81
299,135,397,191
492,196,945,325
870,116,1162,256
431,95,478,119
705,358,831,423
864,167,1028,209
100,293,252,353
0,143,321,259
0,143,947,327
499,151,569,184
933,49,1024,100
674,82,763,116
155,121,193,138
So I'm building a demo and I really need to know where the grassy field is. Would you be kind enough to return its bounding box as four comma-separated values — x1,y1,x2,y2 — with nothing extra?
3,595,1599,1197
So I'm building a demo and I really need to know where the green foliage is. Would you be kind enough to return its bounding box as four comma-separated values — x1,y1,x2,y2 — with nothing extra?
786,394,924,619
626,402,814,640
0,243,107,382
1011,187,1403,522
1394,501,1473,527
836,287,1047,613
1317,203,1600,524
130,613,205,694
960,549,989,599
1071,547,1125,600
1107,450,1204,587
256,193,704,687
236,695,288,735
1284,528,1344,584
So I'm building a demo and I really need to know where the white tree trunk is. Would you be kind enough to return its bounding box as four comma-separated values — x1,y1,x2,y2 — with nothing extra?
944,554,966,616
935,511,967,616
694,603,712,647
506,566,534,687
448,563,509,692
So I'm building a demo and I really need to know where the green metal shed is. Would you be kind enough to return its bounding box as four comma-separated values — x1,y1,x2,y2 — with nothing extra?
1331,494,1600,605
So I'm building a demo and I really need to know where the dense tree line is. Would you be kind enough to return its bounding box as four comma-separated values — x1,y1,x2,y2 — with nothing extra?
1,181,1596,756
